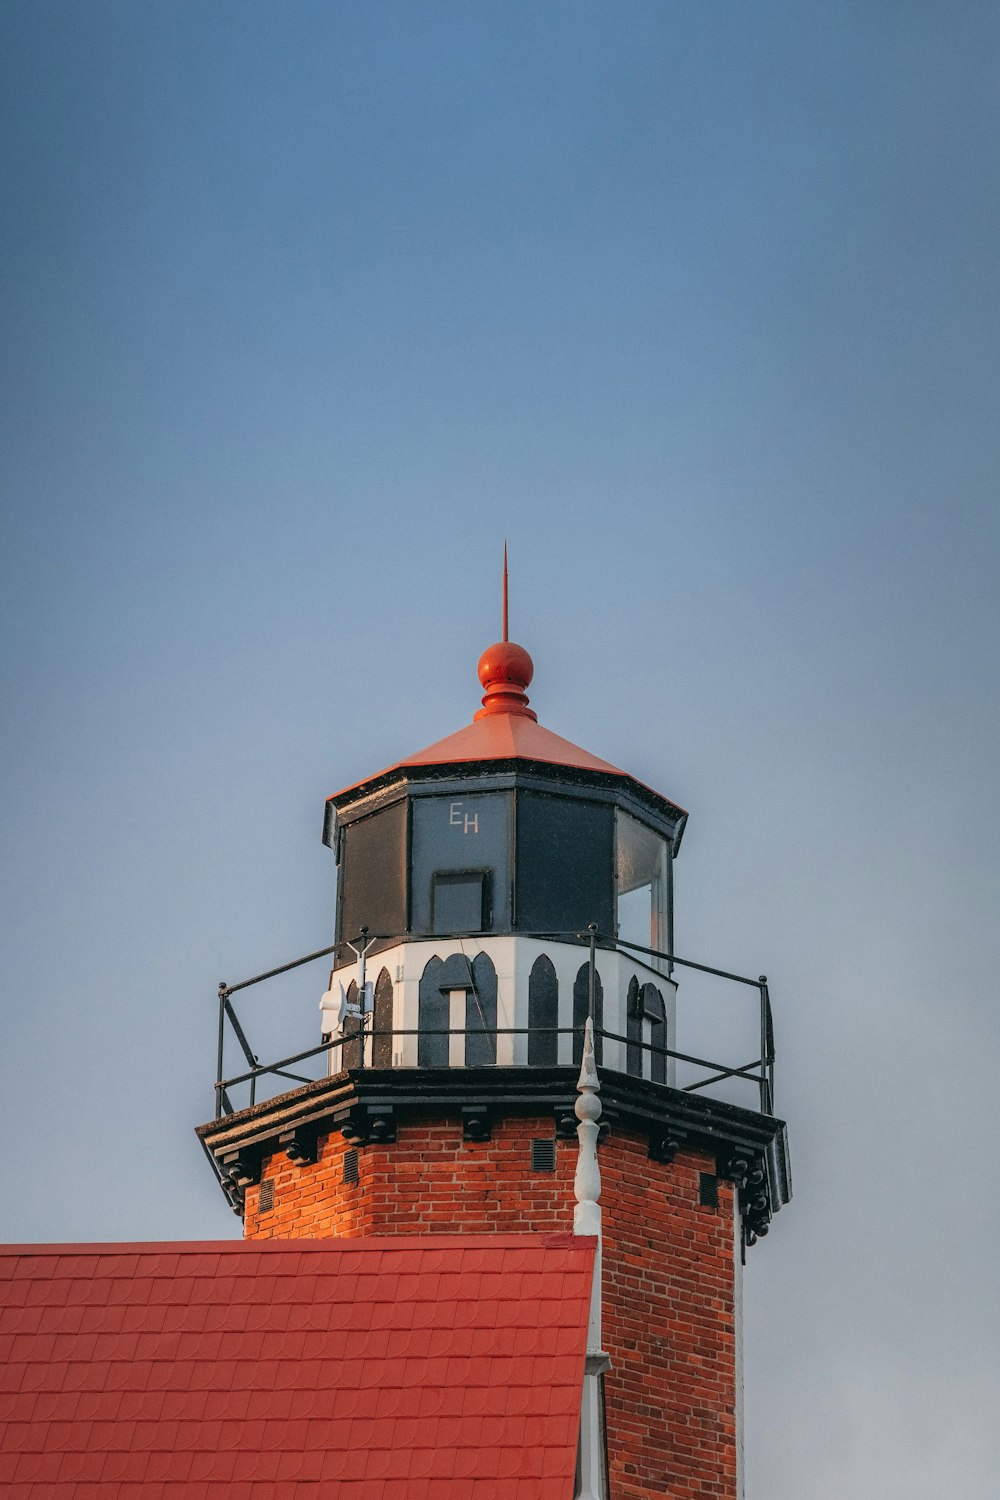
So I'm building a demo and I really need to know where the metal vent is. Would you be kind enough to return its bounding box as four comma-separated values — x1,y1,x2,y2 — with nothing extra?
258,1180,275,1214
699,1172,719,1208
343,1147,359,1185
531,1138,556,1173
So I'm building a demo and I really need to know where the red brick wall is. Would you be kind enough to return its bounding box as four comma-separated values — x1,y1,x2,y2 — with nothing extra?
244,1116,738,1500
601,1132,738,1500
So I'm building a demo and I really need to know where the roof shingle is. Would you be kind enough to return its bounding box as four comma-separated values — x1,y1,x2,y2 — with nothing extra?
0,1234,594,1500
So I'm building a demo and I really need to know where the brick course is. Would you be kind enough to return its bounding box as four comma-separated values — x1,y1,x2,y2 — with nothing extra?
245,1115,738,1500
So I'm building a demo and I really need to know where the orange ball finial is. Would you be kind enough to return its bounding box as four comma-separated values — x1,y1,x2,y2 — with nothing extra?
474,640,537,720
473,543,536,718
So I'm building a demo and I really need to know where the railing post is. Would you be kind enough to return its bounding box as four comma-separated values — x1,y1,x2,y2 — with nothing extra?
587,924,597,1025
666,848,674,978
761,976,774,1113
358,926,368,1071
216,983,227,1120
758,976,770,1113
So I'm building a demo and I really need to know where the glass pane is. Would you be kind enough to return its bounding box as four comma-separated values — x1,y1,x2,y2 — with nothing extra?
616,811,669,968
515,792,614,936
339,801,407,947
411,793,511,933
432,873,486,934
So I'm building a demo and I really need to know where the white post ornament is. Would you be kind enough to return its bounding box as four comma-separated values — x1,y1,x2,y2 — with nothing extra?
574,1017,603,1242
574,1016,609,1500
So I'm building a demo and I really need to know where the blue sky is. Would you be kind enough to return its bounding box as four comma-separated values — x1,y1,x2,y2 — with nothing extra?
2,5,999,1496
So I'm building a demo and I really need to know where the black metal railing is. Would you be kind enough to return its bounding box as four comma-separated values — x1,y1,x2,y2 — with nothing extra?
213,927,775,1121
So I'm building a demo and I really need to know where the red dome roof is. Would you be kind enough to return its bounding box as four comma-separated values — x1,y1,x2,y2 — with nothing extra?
393,708,628,776
326,635,687,814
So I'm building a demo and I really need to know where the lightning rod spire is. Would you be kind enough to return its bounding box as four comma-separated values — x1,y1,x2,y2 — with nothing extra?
502,541,509,642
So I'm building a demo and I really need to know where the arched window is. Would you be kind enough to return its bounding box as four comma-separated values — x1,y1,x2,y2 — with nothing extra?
418,957,449,1068
418,953,497,1067
342,980,361,1070
642,983,667,1084
465,953,497,1067
528,954,558,1066
372,967,393,1068
573,963,603,1067
625,975,642,1077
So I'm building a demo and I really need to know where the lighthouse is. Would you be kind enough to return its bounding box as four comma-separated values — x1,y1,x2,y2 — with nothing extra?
199,583,792,1500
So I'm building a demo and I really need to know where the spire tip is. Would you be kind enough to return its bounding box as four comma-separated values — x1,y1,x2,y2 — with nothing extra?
502,541,509,643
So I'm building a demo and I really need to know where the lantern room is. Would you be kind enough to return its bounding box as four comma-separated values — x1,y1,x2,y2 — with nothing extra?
319,630,688,1084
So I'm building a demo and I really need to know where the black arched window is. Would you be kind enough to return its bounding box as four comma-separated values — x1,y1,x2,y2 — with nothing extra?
418,953,497,1067
342,980,361,1069
372,967,393,1068
573,963,603,1066
465,953,497,1067
641,983,667,1084
417,956,449,1068
625,975,642,1077
528,954,558,1066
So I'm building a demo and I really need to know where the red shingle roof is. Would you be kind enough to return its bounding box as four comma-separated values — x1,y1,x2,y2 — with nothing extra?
0,1234,594,1500
328,711,631,806
393,712,629,777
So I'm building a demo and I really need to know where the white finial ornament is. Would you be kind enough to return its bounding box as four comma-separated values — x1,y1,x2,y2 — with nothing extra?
574,1017,602,1240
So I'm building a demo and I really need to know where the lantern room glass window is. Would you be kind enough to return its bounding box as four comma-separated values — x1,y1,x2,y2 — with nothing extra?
338,801,407,948
411,792,511,934
431,871,488,934
514,791,614,936
616,811,669,970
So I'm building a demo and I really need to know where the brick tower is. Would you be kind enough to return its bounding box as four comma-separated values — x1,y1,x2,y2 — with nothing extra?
199,593,791,1500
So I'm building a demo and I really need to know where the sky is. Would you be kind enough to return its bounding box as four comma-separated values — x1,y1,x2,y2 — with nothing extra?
1,3,999,1495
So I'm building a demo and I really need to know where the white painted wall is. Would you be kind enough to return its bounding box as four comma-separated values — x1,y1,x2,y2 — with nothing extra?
321,936,677,1085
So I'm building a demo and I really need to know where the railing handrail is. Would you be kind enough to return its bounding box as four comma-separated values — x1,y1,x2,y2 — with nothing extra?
218,928,765,999
217,1021,767,1094
213,926,776,1122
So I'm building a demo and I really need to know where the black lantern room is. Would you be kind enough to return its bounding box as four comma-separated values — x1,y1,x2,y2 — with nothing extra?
318,631,687,1082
